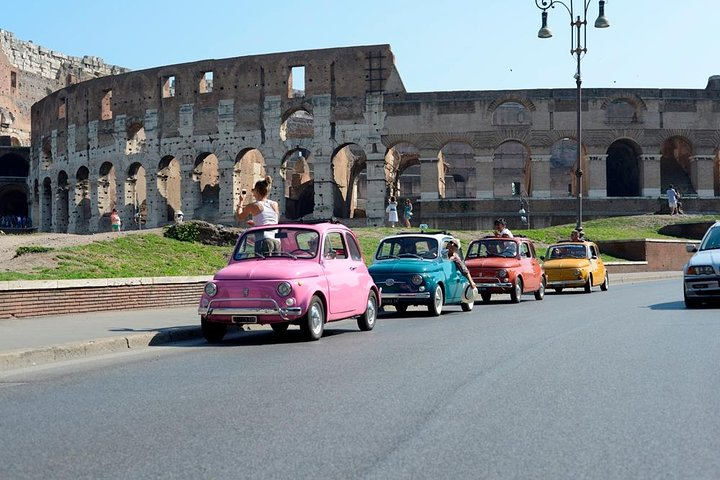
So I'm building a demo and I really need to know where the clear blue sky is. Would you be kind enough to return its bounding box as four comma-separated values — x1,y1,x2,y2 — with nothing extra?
3,0,718,92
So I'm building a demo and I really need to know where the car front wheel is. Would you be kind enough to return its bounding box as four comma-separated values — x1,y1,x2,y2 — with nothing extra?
684,290,701,309
201,317,227,343
271,322,289,335
510,278,523,303
480,292,492,303
428,285,444,316
357,291,378,331
584,276,592,294
600,271,609,291
300,295,325,341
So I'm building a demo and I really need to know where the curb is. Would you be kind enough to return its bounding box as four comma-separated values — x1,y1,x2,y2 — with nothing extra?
0,326,203,372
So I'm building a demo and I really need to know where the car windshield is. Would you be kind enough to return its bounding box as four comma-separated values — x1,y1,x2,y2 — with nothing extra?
466,239,517,258
233,227,319,260
547,245,587,259
375,236,439,260
700,227,720,251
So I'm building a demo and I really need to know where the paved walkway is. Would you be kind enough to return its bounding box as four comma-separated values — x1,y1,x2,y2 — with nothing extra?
0,271,682,372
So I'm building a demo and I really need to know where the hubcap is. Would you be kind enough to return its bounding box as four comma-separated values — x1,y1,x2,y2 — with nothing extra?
434,287,442,309
366,297,376,325
309,303,323,334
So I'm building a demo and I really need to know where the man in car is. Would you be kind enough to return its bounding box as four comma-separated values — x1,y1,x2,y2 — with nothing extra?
446,239,477,290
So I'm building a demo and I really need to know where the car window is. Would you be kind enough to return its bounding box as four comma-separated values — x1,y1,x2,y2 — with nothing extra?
233,227,317,260
324,231,347,260
467,239,511,258
345,232,363,261
700,227,720,251
520,242,530,258
548,245,586,259
375,237,438,260
589,245,598,258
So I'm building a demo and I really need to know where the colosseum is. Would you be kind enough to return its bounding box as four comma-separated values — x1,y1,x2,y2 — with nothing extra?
7,34,720,232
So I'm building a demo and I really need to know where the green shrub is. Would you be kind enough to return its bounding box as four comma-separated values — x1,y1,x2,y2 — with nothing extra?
163,222,201,243
16,245,54,256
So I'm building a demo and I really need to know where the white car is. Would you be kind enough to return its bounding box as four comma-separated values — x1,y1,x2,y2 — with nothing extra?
683,221,720,308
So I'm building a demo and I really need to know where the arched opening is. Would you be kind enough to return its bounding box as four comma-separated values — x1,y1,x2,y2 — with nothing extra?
157,156,182,223
282,148,314,220
56,171,69,233
661,136,695,195
549,138,580,197
0,152,30,229
332,143,367,218
0,152,29,177
42,177,53,231
126,163,147,228
385,143,420,200
280,109,314,142
493,141,532,197
606,139,642,197
492,101,531,126
439,142,475,199
126,123,146,155
234,149,266,213
606,99,639,124
192,153,220,222
98,162,117,230
714,147,720,196
74,166,91,234
41,137,52,169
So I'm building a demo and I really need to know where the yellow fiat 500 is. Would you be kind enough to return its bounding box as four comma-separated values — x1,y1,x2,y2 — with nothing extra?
542,241,609,293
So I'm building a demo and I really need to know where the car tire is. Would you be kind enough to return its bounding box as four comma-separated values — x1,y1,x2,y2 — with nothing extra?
395,304,408,313
554,287,563,293
600,271,609,291
428,285,444,316
534,276,546,300
584,276,592,294
510,278,523,303
480,292,492,303
461,285,475,312
270,322,290,334
357,291,378,331
300,295,325,341
684,290,701,309
201,317,227,343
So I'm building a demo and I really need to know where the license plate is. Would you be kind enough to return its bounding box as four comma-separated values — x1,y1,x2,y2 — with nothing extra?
232,316,257,324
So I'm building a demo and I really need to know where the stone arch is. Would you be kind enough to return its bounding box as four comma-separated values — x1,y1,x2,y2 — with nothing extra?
126,162,147,228
493,140,532,197
604,98,642,124
41,136,52,169
715,146,720,196
192,152,220,222
234,148,266,212
385,142,420,199
74,166,91,233
549,138,579,196
280,108,314,142
157,155,182,223
606,139,642,197
282,147,314,219
439,141,475,198
661,136,695,195
491,101,533,126
97,162,117,230
331,143,367,218
125,122,146,155
56,171,69,233
42,177,53,231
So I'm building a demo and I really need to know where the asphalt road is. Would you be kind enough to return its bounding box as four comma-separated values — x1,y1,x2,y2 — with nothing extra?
1,279,719,480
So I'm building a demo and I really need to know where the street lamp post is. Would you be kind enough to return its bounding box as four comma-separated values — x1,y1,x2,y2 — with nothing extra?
535,0,609,236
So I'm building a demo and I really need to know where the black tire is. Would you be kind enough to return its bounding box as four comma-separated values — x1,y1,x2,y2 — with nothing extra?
395,304,408,313
510,278,523,303
534,276,546,300
201,317,227,343
584,276,592,294
428,285,444,316
357,291,378,331
684,291,701,309
600,271,609,291
300,295,325,341
554,287,563,293
270,322,289,334
480,292,492,303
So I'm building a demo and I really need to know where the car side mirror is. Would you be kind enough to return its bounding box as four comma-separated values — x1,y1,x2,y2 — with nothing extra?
686,244,698,253
539,255,545,261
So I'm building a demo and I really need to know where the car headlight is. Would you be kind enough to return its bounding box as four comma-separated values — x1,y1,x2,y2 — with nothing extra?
497,269,508,279
411,274,423,286
277,281,292,296
204,282,218,297
686,265,715,275
573,269,582,277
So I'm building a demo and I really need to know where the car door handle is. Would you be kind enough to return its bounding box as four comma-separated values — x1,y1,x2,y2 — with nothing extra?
350,266,357,271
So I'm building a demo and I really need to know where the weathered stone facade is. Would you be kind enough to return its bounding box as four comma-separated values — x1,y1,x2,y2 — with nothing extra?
27,44,720,233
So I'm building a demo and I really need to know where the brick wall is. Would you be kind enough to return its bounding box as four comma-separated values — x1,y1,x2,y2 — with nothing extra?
0,276,209,319
598,239,695,273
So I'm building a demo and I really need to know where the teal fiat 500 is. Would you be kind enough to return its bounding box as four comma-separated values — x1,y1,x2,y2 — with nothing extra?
368,232,475,315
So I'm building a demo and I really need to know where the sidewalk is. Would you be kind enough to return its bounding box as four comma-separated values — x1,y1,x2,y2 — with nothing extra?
0,271,682,372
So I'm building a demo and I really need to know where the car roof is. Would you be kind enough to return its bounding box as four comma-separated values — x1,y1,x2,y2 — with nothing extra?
245,220,350,233
379,231,456,243
548,240,594,247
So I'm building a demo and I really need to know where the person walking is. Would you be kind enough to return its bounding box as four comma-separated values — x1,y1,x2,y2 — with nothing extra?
386,196,399,228
402,198,413,227
110,208,121,232
666,184,679,215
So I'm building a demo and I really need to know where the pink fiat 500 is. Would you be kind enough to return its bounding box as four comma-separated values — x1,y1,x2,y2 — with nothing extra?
198,220,380,342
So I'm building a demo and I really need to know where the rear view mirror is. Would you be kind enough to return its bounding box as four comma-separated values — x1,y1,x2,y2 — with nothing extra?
686,244,698,253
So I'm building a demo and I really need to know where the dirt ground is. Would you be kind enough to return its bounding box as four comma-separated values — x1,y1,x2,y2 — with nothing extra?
0,228,163,274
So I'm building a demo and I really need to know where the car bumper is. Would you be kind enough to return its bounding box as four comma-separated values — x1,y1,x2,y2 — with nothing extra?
476,282,512,291
381,292,432,300
684,276,720,299
547,279,586,288
198,297,303,320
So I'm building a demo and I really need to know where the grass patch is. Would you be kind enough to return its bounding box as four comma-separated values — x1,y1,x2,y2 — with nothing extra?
15,245,54,256
0,214,713,281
